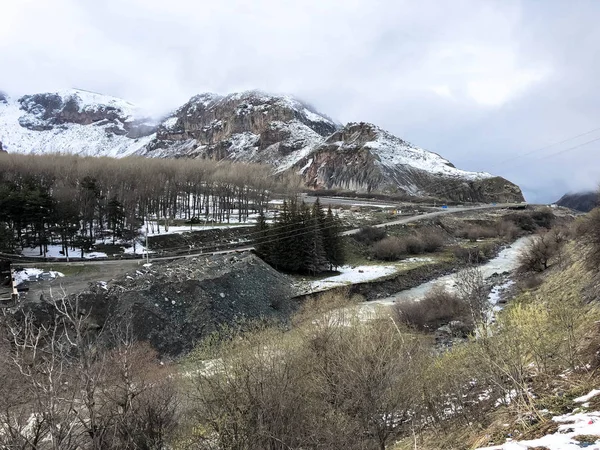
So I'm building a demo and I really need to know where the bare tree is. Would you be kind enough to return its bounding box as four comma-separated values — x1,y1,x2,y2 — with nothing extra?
0,293,178,450
455,265,488,327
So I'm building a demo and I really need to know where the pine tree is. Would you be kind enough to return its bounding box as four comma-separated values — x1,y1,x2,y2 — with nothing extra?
300,202,327,274
323,205,345,270
254,210,271,258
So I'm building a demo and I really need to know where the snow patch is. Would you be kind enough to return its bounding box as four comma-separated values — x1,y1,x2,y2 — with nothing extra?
310,265,397,291
575,389,600,403
357,123,493,181
0,90,154,157
12,268,64,286
476,410,600,450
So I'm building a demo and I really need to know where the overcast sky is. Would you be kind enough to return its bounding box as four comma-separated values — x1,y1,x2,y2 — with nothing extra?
2,0,600,202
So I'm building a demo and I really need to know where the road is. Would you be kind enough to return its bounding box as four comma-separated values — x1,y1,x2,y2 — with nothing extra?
302,195,400,208
341,203,520,236
9,203,520,268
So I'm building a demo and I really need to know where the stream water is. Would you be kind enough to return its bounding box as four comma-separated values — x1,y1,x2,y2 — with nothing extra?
358,236,533,317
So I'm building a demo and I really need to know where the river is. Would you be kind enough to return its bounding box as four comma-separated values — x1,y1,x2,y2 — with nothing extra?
358,236,533,317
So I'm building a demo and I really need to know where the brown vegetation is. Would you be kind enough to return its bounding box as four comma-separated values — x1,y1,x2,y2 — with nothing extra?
372,230,445,261
575,207,600,270
0,152,298,256
395,285,472,331
518,228,568,273
0,295,178,449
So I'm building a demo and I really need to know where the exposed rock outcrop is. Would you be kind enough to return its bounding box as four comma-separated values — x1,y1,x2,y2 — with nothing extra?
142,90,337,165
295,122,524,202
556,191,599,212
0,89,157,156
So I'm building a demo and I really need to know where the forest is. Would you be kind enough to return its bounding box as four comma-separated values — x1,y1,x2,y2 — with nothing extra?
255,198,345,274
0,153,298,257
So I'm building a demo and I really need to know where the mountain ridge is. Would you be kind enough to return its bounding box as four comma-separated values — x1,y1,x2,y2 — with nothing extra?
0,88,524,202
556,191,599,212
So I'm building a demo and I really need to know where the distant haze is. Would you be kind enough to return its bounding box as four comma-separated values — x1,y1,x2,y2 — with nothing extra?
2,0,600,203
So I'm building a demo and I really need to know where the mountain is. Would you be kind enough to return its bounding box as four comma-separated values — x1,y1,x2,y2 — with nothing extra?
140,90,338,171
0,89,156,157
0,88,524,202
556,191,599,212
293,122,522,202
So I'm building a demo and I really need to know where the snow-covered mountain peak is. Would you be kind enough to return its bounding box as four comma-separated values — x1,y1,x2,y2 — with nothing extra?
327,122,493,181
0,89,156,157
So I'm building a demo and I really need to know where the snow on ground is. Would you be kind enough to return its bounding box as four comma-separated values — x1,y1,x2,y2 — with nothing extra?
145,223,254,237
477,395,600,449
575,390,600,403
21,245,108,259
310,265,397,291
12,268,64,286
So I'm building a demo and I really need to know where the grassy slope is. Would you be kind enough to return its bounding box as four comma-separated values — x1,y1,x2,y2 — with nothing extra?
394,243,600,450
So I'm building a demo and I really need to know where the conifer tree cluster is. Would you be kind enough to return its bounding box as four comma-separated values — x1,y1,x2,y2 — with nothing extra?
255,198,345,274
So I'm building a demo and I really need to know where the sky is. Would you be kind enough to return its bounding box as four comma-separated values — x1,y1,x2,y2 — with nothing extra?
1,0,600,202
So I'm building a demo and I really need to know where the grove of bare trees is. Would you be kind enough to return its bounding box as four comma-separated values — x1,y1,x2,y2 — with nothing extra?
0,153,299,256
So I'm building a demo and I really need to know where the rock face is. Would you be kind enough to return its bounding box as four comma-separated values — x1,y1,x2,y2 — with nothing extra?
556,191,599,212
295,122,524,202
142,90,337,168
0,88,524,202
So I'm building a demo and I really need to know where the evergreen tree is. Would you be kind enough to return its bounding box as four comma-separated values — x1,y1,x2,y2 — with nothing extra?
302,201,328,274
0,222,16,253
254,199,345,274
323,205,345,270
254,210,271,258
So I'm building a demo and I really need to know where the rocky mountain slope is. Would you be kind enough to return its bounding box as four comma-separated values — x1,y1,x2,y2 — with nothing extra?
0,88,524,202
0,89,156,157
556,191,599,212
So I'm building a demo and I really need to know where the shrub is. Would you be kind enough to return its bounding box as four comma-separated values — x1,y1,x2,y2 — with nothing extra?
420,230,445,252
452,243,496,264
354,226,386,244
518,231,564,273
457,225,498,241
505,212,537,232
517,274,543,292
575,207,600,270
497,220,521,240
531,210,555,229
395,285,472,331
373,236,406,261
405,235,425,254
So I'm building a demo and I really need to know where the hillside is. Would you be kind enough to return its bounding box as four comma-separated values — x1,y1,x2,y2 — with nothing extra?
0,88,524,202
556,191,599,212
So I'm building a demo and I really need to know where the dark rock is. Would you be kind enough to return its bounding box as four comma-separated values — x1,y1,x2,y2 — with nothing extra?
17,252,298,357
556,191,599,212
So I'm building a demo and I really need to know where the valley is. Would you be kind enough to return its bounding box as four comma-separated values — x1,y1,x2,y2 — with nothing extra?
0,89,596,450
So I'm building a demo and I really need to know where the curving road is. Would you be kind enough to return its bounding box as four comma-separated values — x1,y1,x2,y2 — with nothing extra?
341,203,521,236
